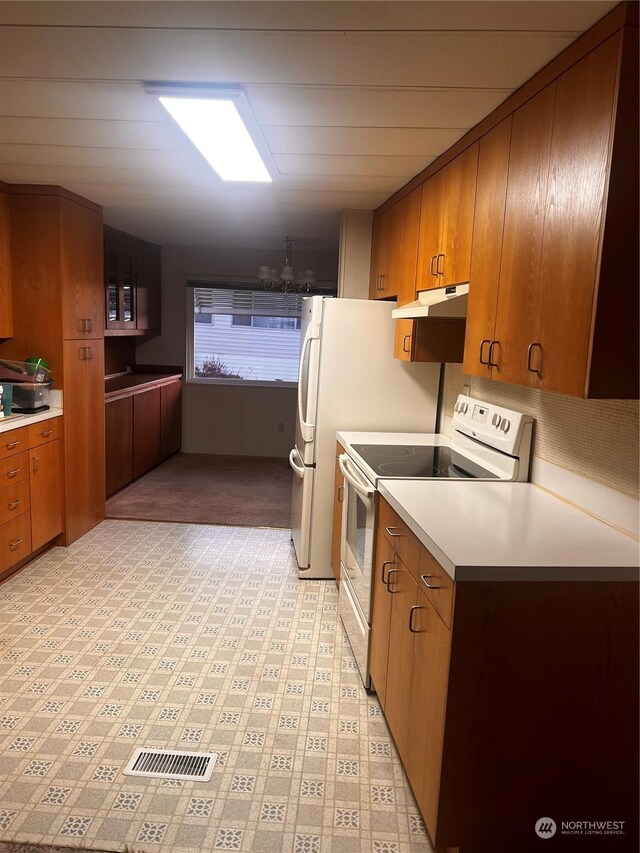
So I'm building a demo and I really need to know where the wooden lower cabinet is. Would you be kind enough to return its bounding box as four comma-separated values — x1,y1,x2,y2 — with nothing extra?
0,416,64,577
105,396,133,497
133,388,161,479
369,497,638,851
29,439,63,551
160,380,182,459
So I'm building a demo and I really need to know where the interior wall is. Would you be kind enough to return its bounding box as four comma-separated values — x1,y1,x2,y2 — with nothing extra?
136,244,338,457
443,363,640,498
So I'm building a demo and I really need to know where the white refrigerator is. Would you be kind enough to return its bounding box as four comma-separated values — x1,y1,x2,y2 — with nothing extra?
289,296,441,579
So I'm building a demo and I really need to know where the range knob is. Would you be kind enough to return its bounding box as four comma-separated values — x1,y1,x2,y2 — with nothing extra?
491,413,501,427
461,402,468,414
500,418,511,433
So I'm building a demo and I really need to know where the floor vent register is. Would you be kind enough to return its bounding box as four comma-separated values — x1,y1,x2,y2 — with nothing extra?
123,748,218,782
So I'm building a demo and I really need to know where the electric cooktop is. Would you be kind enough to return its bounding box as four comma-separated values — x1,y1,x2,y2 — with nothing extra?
350,444,499,480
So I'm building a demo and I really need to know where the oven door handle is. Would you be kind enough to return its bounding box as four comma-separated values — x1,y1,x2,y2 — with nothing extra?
338,454,374,505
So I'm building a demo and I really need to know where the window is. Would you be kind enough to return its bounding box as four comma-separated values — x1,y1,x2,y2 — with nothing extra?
188,284,304,385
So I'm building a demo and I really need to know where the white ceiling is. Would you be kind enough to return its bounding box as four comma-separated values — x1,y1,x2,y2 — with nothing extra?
0,1,617,253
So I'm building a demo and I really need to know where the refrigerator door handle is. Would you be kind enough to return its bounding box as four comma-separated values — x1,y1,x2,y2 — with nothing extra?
297,321,320,443
338,454,374,505
288,447,305,479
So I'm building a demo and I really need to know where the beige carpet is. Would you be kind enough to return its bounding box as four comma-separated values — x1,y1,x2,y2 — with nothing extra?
106,453,292,528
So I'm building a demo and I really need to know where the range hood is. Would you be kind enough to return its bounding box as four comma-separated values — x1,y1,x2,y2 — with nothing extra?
391,283,469,319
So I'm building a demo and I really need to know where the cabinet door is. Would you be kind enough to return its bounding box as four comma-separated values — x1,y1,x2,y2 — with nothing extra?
104,234,136,331
369,529,395,708
416,170,446,291
441,142,479,287
60,198,104,340
406,589,452,840
29,439,63,551
136,244,161,333
384,560,418,764
463,118,512,379
369,209,393,299
534,36,619,396
105,396,133,497
133,388,161,478
493,83,556,388
62,339,105,544
330,450,344,584
393,319,414,362
391,187,422,306
160,380,182,460
0,189,13,339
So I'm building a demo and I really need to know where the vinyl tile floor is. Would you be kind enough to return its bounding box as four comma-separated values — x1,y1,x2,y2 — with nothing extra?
0,521,433,853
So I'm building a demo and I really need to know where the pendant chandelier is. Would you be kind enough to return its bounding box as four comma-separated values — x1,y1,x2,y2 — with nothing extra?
258,237,315,292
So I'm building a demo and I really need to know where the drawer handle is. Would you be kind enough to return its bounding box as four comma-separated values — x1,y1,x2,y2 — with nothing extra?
421,574,441,590
385,526,402,537
8,499,21,510
9,538,23,551
5,441,19,450
41,429,53,438
409,604,424,633
7,468,20,479
386,567,399,593
381,560,395,585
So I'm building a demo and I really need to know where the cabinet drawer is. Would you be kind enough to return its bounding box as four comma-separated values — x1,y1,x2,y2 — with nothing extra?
0,427,29,460
379,498,420,572
418,545,454,628
0,451,29,486
28,418,62,448
0,511,32,572
0,479,30,526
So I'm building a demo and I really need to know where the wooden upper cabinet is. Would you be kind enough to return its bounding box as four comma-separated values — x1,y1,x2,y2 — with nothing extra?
463,118,512,379
369,187,421,304
478,30,638,398
0,188,13,339
60,196,104,340
104,227,161,335
417,145,478,291
534,34,620,396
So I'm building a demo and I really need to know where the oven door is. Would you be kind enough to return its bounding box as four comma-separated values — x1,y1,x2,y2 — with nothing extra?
338,453,376,621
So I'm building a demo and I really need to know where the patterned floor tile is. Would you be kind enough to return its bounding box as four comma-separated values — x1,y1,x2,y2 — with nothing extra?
0,520,433,853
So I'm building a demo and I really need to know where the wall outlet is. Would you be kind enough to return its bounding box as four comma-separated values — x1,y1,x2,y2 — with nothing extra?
277,421,285,433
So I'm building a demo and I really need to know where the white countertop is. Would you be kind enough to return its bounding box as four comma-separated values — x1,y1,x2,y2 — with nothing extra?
0,407,63,434
379,480,640,582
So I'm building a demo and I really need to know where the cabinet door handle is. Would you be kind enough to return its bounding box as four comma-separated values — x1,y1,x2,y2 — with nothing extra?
386,567,399,593
379,274,385,292
402,334,411,354
8,499,21,510
527,342,543,375
86,318,93,332
479,339,491,365
79,346,94,361
337,486,344,503
436,253,445,276
87,346,93,360
7,468,20,479
385,526,402,537
409,605,424,633
488,340,499,368
9,538,23,551
381,560,395,585
41,429,53,438
421,574,441,590
32,456,39,473
429,255,438,277
5,440,19,450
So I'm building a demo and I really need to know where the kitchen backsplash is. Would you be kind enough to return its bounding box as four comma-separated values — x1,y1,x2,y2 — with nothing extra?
443,364,639,498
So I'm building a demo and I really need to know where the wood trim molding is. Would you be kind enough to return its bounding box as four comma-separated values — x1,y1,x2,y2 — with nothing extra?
375,1,637,219
3,183,102,214
105,373,183,403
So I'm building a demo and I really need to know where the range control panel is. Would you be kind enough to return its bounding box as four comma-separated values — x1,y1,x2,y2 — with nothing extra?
452,395,534,457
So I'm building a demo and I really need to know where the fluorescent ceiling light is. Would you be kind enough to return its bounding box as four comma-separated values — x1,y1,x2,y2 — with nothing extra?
158,95,272,183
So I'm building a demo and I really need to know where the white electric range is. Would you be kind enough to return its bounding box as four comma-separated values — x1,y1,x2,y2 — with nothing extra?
336,395,534,688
